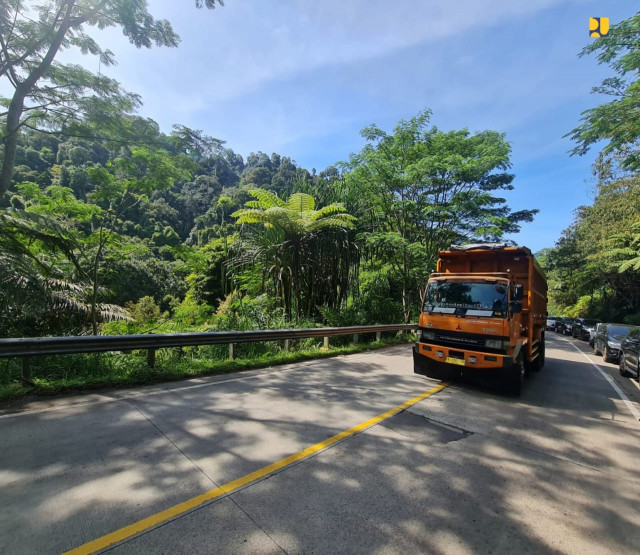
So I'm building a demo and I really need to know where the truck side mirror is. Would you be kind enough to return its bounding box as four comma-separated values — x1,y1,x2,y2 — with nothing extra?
509,301,523,314
514,284,524,301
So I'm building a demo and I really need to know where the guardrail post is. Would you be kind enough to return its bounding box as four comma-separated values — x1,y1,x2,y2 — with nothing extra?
375,331,382,342
353,333,359,345
284,339,290,351
229,343,235,360
147,348,156,369
22,357,30,382
323,336,329,349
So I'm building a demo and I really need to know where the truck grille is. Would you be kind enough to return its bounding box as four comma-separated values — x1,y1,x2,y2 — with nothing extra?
433,332,485,349
423,330,507,354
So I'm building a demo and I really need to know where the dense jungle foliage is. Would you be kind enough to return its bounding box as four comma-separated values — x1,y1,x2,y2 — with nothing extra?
542,12,640,324
0,1,537,397
2,2,640,397
1,110,536,338
0,2,535,344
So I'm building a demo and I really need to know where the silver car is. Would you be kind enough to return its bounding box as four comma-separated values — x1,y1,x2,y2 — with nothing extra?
590,323,605,347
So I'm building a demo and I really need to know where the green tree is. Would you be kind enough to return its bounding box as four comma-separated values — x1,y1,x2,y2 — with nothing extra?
344,110,536,322
544,168,640,322
1,187,131,337
567,12,640,170
0,0,223,199
84,148,188,332
12,147,187,334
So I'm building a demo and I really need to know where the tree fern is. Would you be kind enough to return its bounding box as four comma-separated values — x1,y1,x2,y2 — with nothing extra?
231,188,357,319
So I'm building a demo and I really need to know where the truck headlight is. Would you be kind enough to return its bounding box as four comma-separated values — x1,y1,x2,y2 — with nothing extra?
421,330,435,342
485,338,502,350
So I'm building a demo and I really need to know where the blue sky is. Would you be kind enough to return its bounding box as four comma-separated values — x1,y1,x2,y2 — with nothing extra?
64,0,634,252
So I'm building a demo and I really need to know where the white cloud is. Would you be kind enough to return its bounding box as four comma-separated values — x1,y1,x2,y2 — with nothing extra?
93,0,574,105
11,0,594,163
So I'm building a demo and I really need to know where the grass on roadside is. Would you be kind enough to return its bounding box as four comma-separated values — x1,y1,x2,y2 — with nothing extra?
0,335,414,403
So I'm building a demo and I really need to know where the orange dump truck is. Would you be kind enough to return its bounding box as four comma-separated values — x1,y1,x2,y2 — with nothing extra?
413,243,547,395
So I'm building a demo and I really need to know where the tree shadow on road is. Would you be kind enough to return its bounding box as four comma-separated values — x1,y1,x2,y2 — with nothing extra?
1,343,639,553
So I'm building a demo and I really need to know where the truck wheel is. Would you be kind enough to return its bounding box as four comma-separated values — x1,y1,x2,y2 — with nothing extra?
526,335,545,374
506,355,524,396
535,334,545,371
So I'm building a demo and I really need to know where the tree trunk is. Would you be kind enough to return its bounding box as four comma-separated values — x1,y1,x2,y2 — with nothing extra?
90,217,110,335
283,273,292,321
0,1,85,199
0,91,25,198
90,247,102,336
402,283,410,324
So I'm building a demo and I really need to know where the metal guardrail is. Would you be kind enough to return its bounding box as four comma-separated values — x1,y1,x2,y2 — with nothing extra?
0,324,418,379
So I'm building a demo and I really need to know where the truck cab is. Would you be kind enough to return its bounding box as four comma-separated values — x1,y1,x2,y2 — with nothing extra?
413,243,548,395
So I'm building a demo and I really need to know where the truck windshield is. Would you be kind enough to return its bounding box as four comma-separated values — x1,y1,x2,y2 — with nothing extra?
423,281,508,317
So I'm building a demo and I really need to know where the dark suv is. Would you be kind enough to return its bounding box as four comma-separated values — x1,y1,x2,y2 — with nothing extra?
573,318,601,340
619,327,640,379
559,317,576,336
593,323,634,363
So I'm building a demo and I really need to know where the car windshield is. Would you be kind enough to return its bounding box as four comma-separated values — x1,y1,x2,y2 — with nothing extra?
608,325,633,339
423,281,508,317
582,320,599,326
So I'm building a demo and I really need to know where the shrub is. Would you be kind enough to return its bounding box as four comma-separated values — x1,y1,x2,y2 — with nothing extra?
128,296,161,322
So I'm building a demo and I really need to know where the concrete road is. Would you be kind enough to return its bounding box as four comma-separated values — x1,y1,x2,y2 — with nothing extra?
1,334,639,554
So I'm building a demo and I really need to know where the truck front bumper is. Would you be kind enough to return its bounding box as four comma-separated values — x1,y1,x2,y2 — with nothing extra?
413,341,513,379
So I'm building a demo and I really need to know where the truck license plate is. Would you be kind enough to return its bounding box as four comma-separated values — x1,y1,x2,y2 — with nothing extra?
445,357,465,366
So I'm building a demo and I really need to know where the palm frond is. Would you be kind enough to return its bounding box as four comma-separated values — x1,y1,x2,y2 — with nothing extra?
618,257,640,273
307,215,356,231
310,203,347,220
286,193,315,213
98,303,132,322
231,208,271,224
248,189,286,209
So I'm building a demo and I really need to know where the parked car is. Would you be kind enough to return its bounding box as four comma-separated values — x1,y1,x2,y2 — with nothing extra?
546,316,559,331
590,323,605,347
558,317,576,336
619,327,640,379
573,318,601,340
571,318,584,338
593,323,635,363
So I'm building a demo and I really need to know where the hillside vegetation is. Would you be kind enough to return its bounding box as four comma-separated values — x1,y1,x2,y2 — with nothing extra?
541,12,640,323
2,3,640,397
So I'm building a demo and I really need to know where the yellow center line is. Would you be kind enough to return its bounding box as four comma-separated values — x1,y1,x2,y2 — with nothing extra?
64,382,449,554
